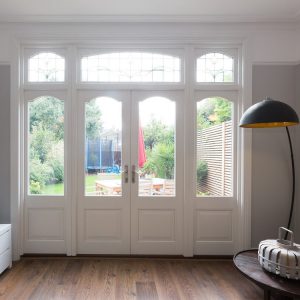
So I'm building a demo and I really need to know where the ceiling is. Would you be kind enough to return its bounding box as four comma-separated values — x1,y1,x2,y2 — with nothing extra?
0,0,300,22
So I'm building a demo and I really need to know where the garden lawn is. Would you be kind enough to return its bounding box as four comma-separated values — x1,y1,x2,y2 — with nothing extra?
42,174,121,195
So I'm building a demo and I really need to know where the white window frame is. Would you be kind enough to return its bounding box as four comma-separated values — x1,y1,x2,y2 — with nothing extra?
76,47,185,87
194,48,239,85
11,39,252,260
23,47,68,86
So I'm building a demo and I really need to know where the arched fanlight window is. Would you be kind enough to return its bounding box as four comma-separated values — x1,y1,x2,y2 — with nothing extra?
28,52,65,82
81,52,181,82
197,53,234,83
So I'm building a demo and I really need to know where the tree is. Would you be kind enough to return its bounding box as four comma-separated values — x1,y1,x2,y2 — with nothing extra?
30,124,55,163
143,117,174,150
214,98,232,123
197,97,232,129
85,100,103,140
29,96,64,140
29,96,65,193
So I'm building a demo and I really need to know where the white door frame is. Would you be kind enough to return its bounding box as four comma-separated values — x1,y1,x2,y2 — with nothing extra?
11,40,252,260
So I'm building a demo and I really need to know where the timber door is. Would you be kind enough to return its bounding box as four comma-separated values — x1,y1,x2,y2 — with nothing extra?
130,91,184,254
77,91,131,254
77,90,184,254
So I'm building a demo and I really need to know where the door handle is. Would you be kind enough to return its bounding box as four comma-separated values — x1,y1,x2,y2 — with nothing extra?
132,165,136,183
123,165,129,183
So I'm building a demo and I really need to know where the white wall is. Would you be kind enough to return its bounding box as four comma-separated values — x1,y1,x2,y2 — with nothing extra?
0,29,11,63
0,65,10,224
252,65,299,246
0,22,299,63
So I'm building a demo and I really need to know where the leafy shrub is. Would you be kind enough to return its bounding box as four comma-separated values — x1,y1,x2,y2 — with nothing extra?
30,180,42,194
48,141,64,183
30,125,55,163
142,143,174,179
49,159,64,183
29,158,54,187
197,160,208,184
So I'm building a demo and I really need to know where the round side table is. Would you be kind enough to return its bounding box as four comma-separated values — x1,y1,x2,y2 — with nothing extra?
233,249,300,300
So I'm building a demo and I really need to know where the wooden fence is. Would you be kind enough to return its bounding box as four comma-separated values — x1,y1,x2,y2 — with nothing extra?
197,121,232,196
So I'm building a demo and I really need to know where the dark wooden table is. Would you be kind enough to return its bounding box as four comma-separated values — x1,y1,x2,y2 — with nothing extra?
233,249,300,300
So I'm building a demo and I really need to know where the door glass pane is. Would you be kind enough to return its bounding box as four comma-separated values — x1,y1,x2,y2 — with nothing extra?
85,97,122,196
138,97,175,196
28,96,64,195
196,97,233,197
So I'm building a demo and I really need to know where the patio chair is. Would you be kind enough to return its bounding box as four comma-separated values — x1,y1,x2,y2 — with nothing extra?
139,180,152,196
163,180,175,196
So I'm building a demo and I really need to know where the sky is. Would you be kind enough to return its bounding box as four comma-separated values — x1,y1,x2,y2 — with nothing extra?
93,96,175,130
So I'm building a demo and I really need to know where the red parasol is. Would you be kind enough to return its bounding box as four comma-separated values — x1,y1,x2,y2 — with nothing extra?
138,125,146,168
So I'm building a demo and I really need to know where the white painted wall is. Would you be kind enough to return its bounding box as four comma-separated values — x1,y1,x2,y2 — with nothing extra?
0,22,299,63
252,65,299,246
0,29,11,63
0,65,10,224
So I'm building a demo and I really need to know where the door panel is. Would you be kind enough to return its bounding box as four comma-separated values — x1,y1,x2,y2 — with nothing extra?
193,91,238,255
23,91,69,254
77,91,131,254
130,91,184,254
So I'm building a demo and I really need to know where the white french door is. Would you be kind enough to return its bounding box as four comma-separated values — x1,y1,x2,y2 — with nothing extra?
130,91,184,254
193,91,238,255
77,90,184,255
77,91,131,254
19,45,246,258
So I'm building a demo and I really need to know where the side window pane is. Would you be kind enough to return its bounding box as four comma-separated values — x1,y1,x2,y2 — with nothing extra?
85,98,122,196
139,97,175,196
197,53,234,83
28,52,65,82
196,97,233,197
28,96,64,195
81,52,181,83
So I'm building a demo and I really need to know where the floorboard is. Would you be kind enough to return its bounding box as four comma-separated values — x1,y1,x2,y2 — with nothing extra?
0,257,263,299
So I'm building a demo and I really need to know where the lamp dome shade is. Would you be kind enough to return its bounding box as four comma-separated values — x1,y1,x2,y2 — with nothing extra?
239,98,299,128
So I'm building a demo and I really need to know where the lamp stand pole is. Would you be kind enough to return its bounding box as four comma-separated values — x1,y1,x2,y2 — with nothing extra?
285,127,296,239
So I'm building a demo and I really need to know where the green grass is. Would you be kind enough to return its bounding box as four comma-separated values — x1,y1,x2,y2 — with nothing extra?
42,182,64,195
40,174,121,195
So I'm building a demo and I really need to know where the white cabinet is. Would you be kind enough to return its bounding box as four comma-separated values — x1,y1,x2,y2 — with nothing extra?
0,224,12,274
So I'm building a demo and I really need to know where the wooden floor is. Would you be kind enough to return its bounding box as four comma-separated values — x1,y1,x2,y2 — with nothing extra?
0,257,263,300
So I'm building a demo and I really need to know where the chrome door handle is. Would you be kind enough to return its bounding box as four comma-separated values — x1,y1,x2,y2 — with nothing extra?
123,165,129,183
132,165,136,183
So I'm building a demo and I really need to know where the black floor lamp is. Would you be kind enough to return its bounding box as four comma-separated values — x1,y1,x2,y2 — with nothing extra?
239,98,299,238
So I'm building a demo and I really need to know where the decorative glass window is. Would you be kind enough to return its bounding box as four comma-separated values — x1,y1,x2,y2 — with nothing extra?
197,53,234,83
28,52,65,82
81,52,181,82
